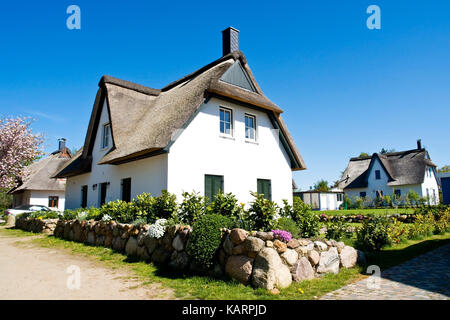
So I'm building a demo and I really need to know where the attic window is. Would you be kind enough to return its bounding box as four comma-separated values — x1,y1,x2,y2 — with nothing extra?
375,170,381,180
102,123,110,149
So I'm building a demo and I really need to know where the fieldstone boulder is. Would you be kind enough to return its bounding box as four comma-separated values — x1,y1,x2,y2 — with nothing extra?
295,246,308,256
73,222,82,241
232,244,246,255
244,236,265,253
104,234,113,248
255,231,273,241
225,255,254,285
317,247,340,274
273,240,287,253
339,246,357,268
112,236,127,252
266,240,274,248
314,241,327,251
223,235,234,255
230,228,248,245
336,241,345,254
169,251,189,270
143,235,159,254
95,235,105,247
151,247,171,264
287,239,300,249
252,248,292,290
172,234,185,252
87,231,96,245
125,236,138,256
281,249,298,266
307,250,320,266
136,246,150,260
292,257,315,282
6,215,15,226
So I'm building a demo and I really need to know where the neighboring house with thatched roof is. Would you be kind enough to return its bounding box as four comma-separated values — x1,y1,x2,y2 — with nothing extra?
337,140,440,205
54,27,306,209
8,139,72,210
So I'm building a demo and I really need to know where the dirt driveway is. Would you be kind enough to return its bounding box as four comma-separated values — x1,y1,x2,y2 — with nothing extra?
0,228,174,300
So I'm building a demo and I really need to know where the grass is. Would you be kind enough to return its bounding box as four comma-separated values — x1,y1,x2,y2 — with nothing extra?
0,227,449,300
317,208,415,216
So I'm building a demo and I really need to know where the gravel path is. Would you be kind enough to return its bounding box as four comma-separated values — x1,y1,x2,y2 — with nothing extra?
321,244,450,300
0,228,174,300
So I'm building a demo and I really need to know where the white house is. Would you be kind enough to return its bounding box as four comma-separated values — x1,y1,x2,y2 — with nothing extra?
9,139,72,211
55,27,306,209
294,189,344,211
338,140,440,205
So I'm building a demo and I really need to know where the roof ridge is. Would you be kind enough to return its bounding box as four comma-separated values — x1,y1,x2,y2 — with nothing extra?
99,75,161,96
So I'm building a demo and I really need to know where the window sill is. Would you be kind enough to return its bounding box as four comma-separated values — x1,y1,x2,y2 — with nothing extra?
245,139,258,145
219,135,235,141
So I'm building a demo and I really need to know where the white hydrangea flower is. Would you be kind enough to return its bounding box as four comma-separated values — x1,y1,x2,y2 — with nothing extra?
101,214,112,222
147,219,167,239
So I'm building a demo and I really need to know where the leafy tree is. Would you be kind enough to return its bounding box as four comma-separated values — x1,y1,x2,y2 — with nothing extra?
313,179,329,192
380,148,396,154
0,117,43,189
438,165,450,173
359,152,369,157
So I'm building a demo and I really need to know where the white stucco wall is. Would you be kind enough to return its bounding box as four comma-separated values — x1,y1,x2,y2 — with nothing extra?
167,97,294,206
422,166,440,205
65,100,168,209
13,190,66,210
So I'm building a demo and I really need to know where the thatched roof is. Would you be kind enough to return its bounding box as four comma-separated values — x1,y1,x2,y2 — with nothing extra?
338,149,437,190
9,150,72,193
54,51,306,178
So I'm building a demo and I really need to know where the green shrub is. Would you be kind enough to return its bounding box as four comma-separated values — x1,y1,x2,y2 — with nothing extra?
247,192,278,231
132,217,147,227
279,199,293,218
132,193,156,222
407,213,435,239
274,217,300,237
207,191,242,219
387,218,408,244
151,190,177,221
101,200,136,223
179,191,206,224
325,218,349,241
356,216,391,251
186,214,233,270
290,197,320,238
434,209,450,234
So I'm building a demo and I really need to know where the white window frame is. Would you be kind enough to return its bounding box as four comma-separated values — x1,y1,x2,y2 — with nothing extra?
244,113,257,141
102,123,110,149
219,107,233,137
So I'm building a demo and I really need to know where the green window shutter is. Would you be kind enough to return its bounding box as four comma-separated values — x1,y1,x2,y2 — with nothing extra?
205,175,224,202
257,179,272,201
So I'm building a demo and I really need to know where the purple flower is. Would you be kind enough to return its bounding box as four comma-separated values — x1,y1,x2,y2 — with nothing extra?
271,229,292,242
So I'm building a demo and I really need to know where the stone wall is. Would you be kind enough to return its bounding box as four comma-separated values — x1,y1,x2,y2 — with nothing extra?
15,218,364,290
15,216,58,234
220,229,365,290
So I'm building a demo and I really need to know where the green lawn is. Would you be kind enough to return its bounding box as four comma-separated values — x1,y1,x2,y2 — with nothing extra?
316,208,415,216
1,227,448,300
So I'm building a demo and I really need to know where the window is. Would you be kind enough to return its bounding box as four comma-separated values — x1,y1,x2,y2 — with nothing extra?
102,123,110,149
360,192,367,198
257,179,272,201
219,107,232,136
336,193,343,201
205,175,224,202
99,182,108,206
394,189,401,198
121,178,131,202
245,114,256,140
48,196,59,208
81,185,88,208
432,189,436,204
375,170,381,180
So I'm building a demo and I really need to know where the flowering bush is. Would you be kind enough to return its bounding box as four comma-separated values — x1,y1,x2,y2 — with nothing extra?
387,218,407,244
272,229,292,243
147,218,167,239
101,214,112,222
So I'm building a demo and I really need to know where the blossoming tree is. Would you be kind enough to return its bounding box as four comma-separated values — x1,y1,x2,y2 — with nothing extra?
0,117,43,190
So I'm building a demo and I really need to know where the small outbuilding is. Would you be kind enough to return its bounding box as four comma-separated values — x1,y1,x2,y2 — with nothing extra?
294,189,344,211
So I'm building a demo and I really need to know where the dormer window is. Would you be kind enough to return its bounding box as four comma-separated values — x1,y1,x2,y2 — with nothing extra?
102,123,110,149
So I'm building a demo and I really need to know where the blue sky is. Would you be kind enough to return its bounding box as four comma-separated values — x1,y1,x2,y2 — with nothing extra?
1,1,449,190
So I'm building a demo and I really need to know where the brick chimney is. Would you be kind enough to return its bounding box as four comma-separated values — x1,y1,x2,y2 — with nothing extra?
58,138,66,152
417,139,422,150
222,27,239,56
